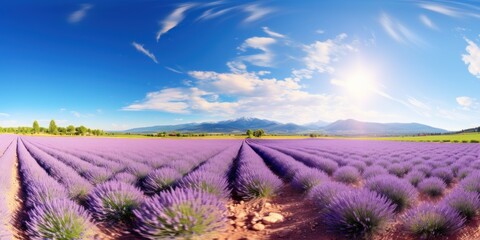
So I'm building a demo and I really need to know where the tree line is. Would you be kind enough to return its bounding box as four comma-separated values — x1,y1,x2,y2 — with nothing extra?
0,120,105,136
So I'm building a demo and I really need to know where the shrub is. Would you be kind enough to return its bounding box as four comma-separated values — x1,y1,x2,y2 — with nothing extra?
309,181,351,209
112,172,138,185
134,188,226,239
27,199,94,239
321,190,395,239
362,165,388,179
417,177,446,197
142,167,182,195
291,168,328,192
88,181,144,225
431,167,454,185
460,172,480,194
442,190,480,221
404,170,426,187
177,171,230,199
403,204,465,239
365,175,417,212
388,163,409,177
235,169,282,200
333,166,361,184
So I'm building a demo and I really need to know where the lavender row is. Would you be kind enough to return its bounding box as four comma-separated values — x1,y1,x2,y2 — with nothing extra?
0,136,16,240
17,139,95,239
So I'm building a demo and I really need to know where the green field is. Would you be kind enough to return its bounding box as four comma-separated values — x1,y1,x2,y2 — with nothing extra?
372,133,480,143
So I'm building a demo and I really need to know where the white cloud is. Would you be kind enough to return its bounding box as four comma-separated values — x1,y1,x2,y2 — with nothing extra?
238,37,276,67
68,4,93,23
156,4,195,42
0,113,10,117
316,29,325,34
419,14,437,30
132,42,158,64
165,66,183,74
407,97,431,111
456,96,476,109
379,13,424,46
419,3,461,18
462,38,480,78
198,7,235,21
70,111,94,118
262,27,285,38
243,4,272,23
302,34,355,74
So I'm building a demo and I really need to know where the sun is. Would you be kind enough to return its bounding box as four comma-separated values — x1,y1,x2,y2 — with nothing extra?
331,61,380,99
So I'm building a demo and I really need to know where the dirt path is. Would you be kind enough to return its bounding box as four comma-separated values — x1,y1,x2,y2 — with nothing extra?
10,153,28,240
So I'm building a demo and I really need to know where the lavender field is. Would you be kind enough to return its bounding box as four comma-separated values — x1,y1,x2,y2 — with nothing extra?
1,135,480,239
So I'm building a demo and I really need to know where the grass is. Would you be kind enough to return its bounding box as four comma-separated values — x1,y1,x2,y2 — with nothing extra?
369,133,480,143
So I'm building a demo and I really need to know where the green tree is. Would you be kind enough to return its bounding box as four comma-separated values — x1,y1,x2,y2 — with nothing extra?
48,120,58,135
33,120,40,134
77,125,88,136
67,125,76,135
246,129,253,138
253,129,265,137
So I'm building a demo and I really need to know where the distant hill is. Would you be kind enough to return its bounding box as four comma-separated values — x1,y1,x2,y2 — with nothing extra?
323,119,448,135
124,117,448,135
125,117,308,134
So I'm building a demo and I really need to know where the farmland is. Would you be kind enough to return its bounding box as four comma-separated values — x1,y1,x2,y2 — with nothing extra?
1,135,480,239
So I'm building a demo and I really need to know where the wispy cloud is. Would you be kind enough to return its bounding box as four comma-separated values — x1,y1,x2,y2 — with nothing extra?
156,4,195,42
419,3,461,17
456,96,476,109
132,42,158,64
238,37,276,67
243,4,272,23
68,4,93,23
462,38,480,78
198,7,235,21
419,14,437,30
419,2,480,19
262,27,285,38
0,113,10,117
70,111,94,118
379,13,424,46
165,66,183,74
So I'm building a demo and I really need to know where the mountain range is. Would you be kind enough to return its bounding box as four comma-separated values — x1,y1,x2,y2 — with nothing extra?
124,117,448,136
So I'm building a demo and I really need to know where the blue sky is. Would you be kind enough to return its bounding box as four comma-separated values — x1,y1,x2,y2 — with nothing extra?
1,0,480,131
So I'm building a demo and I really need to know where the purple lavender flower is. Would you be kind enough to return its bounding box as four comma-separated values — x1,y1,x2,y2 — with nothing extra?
365,175,418,212
236,169,283,200
362,165,388,179
27,198,94,240
418,177,447,197
142,167,182,195
177,171,230,199
291,168,328,192
112,172,138,185
134,188,226,239
309,181,351,209
88,181,144,225
431,167,454,185
442,189,480,221
404,170,426,187
333,166,361,184
321,190,395,239
403,204,465,239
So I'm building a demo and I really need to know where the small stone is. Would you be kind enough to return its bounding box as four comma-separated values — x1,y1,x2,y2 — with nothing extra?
229,220,235,225
251,223,265,231
236,211,247,219
240,200,245,205
228,206,235,211
235,221,245,227
264,202,271,208
268,212,284,221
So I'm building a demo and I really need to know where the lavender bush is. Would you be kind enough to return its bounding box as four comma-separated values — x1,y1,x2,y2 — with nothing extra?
321,190,395,239
142,167,182,195
27,199,94,240
365,175,417,212
417,177,447,197
309,181,351,209
333,166,361,184
88,181,144,225
134,188,226,239
403,204,465,239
